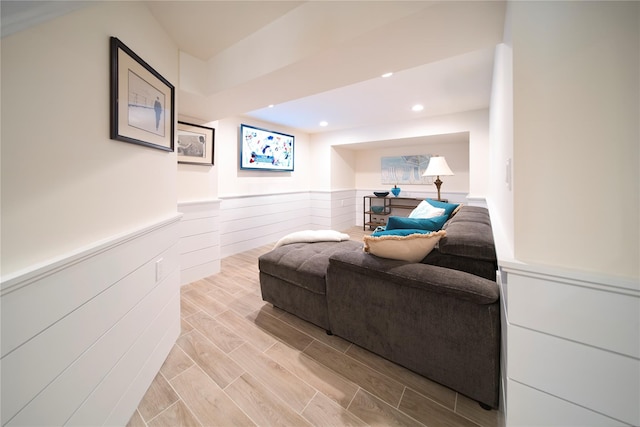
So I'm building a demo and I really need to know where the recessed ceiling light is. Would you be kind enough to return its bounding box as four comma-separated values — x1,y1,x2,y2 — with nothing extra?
412,104,424,112
381,72,393,78
319,121,328,127
268,104,274,108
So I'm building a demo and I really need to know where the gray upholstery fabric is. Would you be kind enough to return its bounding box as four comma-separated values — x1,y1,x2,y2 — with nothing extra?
258,240,363,330
259,240,363,294
439,208,497,262
326,255,501,408
328,251,498,304
259,272,332,330
423,206,498,280
422,250,497,281
257,207,501,408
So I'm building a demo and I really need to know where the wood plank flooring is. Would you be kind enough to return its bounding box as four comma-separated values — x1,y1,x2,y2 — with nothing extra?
128,226,503,427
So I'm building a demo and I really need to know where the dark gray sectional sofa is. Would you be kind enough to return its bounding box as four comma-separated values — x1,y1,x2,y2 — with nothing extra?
258,206,500,409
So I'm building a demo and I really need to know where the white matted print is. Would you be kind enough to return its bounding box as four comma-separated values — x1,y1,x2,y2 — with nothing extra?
177,121,215,165
110,37,174,151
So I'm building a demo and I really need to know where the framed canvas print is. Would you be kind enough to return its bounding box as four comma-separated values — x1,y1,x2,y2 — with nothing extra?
381,155,431,184
239,124,294,172
110,36,175,151
177,121,215,165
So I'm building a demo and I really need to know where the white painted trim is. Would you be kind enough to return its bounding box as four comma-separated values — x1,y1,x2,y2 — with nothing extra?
218,190,310,200
0,213,183,293
178,198,222,207
501,261,640,295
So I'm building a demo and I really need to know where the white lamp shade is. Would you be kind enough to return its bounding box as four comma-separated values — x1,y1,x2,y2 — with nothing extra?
422,156,454,177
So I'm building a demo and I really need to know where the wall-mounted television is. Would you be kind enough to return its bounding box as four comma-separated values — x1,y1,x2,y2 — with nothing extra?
240,124,294,172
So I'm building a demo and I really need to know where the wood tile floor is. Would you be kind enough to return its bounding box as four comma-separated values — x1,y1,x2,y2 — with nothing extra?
128,226,503,427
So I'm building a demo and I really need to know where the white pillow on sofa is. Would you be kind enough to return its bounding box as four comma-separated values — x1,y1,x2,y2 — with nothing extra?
274,229,350,248
408,200,446,219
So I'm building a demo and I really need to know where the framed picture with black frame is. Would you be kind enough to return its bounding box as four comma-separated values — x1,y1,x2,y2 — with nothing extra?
110,36,175,151
177,121,215,165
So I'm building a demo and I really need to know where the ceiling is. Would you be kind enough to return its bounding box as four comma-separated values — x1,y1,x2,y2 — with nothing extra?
146,1,506,134
2,1,506,135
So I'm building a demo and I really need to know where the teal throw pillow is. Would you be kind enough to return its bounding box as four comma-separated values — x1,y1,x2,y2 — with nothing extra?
371,228,432,237
386,215,448,232
426,199,460,218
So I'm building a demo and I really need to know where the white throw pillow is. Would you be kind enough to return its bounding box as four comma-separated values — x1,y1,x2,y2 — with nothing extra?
408,200,446,219
274,230,350,248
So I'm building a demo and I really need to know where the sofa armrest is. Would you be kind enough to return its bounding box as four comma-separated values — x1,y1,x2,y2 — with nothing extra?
329,250,499,304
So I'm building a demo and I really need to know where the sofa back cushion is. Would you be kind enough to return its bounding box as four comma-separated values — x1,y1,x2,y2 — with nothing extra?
422,206,497,280
438,206,496,262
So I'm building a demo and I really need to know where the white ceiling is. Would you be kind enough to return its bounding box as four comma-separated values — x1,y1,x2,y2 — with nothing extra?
2,1,506,135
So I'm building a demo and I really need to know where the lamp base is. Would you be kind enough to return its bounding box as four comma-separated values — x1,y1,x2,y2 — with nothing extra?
434,176,443,201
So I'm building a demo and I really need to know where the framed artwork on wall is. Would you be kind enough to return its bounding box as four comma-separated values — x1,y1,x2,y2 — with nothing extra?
381,155,432,185
239,123,294,172
110,36,175,151
177,121,215,165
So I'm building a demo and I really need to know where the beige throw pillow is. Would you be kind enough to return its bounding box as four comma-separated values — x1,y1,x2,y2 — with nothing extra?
363,230,446,262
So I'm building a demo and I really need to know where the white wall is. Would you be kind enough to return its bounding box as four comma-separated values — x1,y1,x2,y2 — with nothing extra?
176,116,219,203
491,2,640,425
330,146,356,190
510,1,639,279
353,135,470,197
1,3,182,425
488,40,514,260
311,109,490,199
1,2,179,276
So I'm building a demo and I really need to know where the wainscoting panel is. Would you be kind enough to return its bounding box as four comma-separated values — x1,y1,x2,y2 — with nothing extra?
310,190,356,231
0,215,181,426
67,284,180,426
178,200,221,285
500,262,640,426
508,272,639,358
506,380,627,427
103,298,180,426
219,192,312,257
1,217,180,359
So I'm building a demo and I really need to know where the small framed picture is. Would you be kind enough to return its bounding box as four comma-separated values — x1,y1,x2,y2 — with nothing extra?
177,121,215,165
110,36,175,151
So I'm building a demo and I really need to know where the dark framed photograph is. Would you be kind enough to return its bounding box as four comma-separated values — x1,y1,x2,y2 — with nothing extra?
110,36,174,151
177,121,215,165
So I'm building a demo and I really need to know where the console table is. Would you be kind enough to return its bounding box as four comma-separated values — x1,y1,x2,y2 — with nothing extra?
363,195,423,230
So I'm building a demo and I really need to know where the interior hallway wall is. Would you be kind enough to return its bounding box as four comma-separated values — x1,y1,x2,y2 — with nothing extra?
511,0,639,278
1,1,179,276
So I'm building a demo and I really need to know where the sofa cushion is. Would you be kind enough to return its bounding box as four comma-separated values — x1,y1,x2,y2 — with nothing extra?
446,206,491,226
439,219,496,262
258,240,363,294
363,230,446,263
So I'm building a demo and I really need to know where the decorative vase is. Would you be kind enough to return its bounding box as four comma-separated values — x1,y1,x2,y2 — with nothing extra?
391,185,401,197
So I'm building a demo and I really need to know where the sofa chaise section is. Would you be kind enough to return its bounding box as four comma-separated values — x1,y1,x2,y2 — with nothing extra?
326,250,501,409
259,240,363,331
